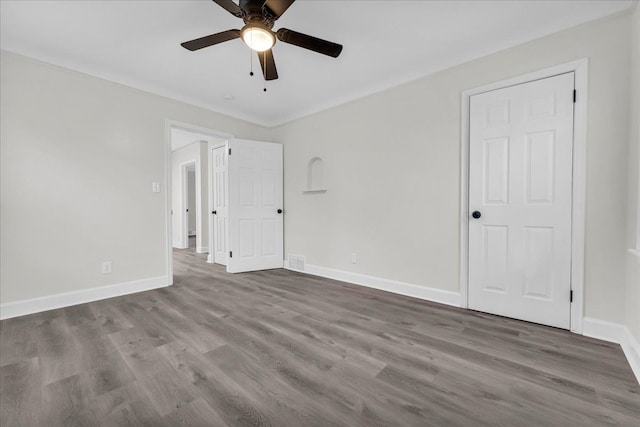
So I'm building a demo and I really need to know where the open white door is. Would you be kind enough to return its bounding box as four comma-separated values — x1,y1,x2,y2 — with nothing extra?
211,146,229,265
227,139,283,273
468,73,574,329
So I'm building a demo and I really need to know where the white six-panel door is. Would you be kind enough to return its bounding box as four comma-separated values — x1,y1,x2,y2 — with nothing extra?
227,139,283,273
211,146,229,266
468,73,574,329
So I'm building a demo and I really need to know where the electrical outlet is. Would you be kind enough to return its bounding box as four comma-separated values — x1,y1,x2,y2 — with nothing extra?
351,253,357,264
101,261,112,274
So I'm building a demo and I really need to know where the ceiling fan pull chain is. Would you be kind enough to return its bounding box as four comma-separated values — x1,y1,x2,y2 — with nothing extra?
249,49,254,76
263,51,268,92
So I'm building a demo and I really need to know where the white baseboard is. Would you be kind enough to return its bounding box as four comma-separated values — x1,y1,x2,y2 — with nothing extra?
196,246,208,254
583,317,640,384
0,276,170,320
172,241,186,249
284,261,461,307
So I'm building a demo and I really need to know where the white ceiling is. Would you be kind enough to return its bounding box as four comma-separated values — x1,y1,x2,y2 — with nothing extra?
1,0,634,127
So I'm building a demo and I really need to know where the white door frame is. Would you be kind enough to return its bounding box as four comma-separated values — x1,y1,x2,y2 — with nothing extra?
164,119,234,285
459,58,588,334
180,160,197,249
207,141,229,264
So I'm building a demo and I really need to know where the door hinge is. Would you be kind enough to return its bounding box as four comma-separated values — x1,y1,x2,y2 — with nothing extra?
229,251,233,258
228,148,232,155
570,290,573,303
573,90,576,103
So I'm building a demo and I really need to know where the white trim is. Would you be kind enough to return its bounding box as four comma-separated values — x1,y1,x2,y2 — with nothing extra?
583,317,628,342
194,151,202,251
168,120,234,141
459,58,588,334
172,240,186,249
285,262,461,308
629,248,640,264
0,276,170,320
165,120,174,284
583,317,640,385
570,60,589,334
197,246,208,254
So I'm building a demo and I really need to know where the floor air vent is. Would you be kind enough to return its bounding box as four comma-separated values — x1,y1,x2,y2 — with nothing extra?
288,254,306,271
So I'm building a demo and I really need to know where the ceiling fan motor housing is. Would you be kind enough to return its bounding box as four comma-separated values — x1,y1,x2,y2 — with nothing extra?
240,0,277,25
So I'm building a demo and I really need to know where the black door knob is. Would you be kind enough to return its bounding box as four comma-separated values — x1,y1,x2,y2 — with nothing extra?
472,211,482,219
277,209,283,214
212,210,217,215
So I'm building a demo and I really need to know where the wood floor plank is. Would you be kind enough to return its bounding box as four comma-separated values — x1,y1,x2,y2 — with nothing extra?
134,297,226,353
88,304,134,335
162,397,229,426
70,321,135,396
1,242,638,426
109,301,178,349
134,370,195,417
0,313,42,367
90,381,166,426
41,373,97,427
206,344,337,426
0,357,42,426
36,310,83,386
156,341,278,427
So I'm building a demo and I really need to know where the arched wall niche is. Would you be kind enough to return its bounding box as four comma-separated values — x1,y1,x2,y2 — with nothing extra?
304,157,327,193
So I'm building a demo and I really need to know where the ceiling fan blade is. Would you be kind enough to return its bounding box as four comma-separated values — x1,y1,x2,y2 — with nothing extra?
276,28,343,58
263,0,295,19
257,49,278,80
212,0,244,17
181,29,240,51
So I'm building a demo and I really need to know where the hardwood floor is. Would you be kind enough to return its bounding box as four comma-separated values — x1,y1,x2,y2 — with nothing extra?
2,248,639,426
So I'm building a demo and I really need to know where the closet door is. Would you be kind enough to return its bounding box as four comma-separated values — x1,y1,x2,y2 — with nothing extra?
227,139,283,273
468,73,574,329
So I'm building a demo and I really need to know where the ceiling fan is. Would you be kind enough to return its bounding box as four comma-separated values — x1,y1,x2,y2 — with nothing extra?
181,0,343,82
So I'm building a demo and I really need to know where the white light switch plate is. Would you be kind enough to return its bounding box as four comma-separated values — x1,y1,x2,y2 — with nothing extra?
152,182,161,193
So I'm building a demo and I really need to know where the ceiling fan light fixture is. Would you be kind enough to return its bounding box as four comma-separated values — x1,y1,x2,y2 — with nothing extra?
241,25,275,52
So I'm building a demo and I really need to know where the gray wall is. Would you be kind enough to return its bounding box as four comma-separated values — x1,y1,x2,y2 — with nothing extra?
0,51,268,303
272,12,634,325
